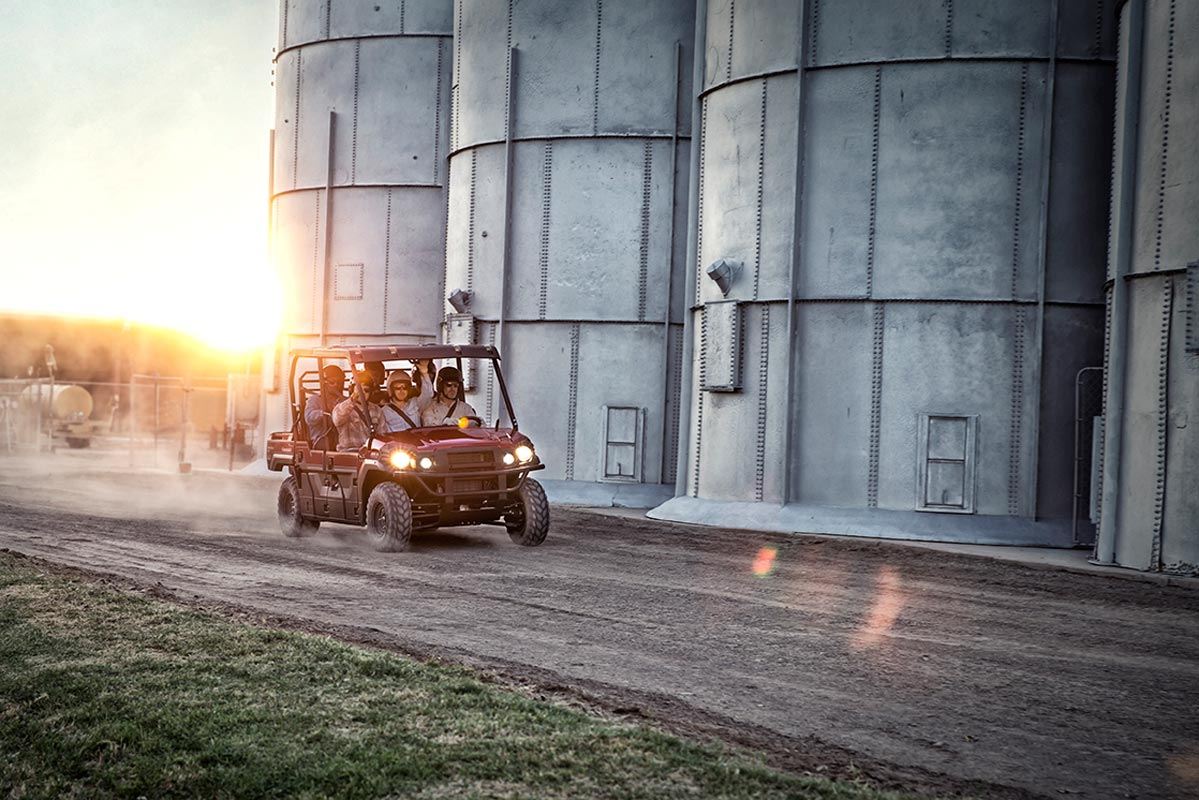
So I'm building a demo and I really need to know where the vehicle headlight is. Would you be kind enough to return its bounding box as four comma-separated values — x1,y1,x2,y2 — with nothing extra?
418,456,434,470
389,450,415,470
514,444,534,464
502,452,516,465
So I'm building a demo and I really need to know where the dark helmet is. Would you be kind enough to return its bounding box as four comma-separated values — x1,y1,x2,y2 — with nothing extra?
320,364,345,390
436,366,464,396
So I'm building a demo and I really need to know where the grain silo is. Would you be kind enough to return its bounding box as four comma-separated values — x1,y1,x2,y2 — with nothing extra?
264,0,452,433
652,0,1117,544
1095,0,1198,573
443,0,694,501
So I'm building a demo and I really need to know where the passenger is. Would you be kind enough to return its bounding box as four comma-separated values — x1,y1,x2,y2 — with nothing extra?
332,366,384,451
412,358,436,399
380,369,432,433
363,360,388,404
304,364,345,450
421,366,478,427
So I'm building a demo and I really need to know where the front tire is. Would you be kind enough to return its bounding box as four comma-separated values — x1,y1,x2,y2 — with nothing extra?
366,482,413,552
506,478,549,547
278,476,319,538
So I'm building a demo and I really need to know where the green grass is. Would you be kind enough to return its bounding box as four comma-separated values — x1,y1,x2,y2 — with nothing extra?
0,553,907,799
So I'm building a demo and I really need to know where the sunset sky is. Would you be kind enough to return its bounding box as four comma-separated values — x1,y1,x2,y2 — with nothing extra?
0,0,279,352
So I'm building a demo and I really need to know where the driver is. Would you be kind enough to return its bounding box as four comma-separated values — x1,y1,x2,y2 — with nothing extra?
332,365,385,450
420,366,478,427
380,369,432,433
304,364,344,450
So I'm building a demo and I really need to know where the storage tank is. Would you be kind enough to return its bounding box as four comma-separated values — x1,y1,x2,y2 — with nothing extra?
264,0,452,436
443,0,694,499
653,0,1116,544
1096,0,1198,573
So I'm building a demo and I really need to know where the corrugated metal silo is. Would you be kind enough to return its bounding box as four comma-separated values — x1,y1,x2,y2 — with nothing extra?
654,0,1117,544
443,0,694,499
1096,0,1198,573
264,0,452,432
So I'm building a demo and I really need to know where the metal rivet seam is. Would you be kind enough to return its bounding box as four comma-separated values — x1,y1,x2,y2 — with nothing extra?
505,0,514,139
453,0,463,153
400,0,406,35
638,141,653,320
1187,264,1198,353
753,305,771,501
433,39,443,185
808,0,820,67
692,310,707,497
323,0,331,38
944,0,954,57
868,302,885,506
1093,0,1105,57
351,40,360,184
486,324,496,422
565,323,581,481
1150,278,1173,569
334,263,365,301
694,99,707,306
667,325,683,484
293,52,302,189
1009,307,1026,516
311,190,321,332
726,0,735,82
1096,285,1113,528
1152,0,1176,272
539,143,553,320
383,190,392,332
867,66,882,298
593,0,602,134
467,150,477,292
753,79,766,301
281,0,290,50
1011,62,1029,299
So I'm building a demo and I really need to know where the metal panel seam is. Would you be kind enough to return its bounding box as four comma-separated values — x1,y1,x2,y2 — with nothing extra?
753,79,765,301
538,143,553,320
1010,307,1027,515
593,0,603,134
753,305,771,501
944,0,954,57
433,39,443,185
566,323,581,481
1152,0,1176,272
866,65,881,298
639,142,653,320
351,40,360,184
1150,277,1173,569
868,303,884,507
1011,62,1029,300
383,189,392,333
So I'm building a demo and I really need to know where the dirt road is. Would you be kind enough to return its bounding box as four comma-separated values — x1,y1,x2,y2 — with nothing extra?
1,452,1196,799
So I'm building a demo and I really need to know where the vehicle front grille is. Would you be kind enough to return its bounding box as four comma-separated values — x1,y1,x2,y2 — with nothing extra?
447,450,495,472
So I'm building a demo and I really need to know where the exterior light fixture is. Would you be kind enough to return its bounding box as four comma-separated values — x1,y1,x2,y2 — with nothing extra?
706,259,742,297
448,288,473,314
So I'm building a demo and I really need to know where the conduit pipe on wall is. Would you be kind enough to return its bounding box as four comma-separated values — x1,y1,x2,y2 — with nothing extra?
319,110,337,346
1027,0,1061,519
1096,0,1146,564
661,40,683,483
780,0,813,506
497,47,518,427
673,0,707,496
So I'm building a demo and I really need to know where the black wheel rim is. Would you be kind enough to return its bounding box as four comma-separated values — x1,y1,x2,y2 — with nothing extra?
372,503,386,536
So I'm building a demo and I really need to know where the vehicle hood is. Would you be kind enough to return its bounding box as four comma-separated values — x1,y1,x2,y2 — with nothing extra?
379,426,527,450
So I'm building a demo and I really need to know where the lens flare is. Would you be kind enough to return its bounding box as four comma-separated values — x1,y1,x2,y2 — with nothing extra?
850,565,905,651
752,546,778,576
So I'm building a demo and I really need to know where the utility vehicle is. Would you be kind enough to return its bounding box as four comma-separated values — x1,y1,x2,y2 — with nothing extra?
267,344,548,551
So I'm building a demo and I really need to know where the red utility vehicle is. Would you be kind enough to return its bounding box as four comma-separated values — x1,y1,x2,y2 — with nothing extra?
267,344,548,551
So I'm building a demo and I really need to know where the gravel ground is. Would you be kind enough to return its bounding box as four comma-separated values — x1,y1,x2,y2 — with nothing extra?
1,451,1197,800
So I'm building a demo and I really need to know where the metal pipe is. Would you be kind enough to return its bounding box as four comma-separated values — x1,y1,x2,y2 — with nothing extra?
320,110,337,346
660,40,682,485
672,0,707,497
496,46,517,427
1096,0,1146,565
1027,0,1061,519
780,0,814,506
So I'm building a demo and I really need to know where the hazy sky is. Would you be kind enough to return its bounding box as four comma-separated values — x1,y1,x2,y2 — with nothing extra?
0,0,278,350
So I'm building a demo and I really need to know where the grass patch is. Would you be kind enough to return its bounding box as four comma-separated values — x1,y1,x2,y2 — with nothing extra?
0,553,909,799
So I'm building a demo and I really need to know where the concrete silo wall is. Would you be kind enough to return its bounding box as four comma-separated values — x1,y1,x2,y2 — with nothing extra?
655,0,1115,544
1097,0,1198,573
265,0,452,436
444,0,694,496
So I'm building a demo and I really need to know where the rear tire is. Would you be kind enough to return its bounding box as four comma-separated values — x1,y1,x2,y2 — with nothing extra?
506,478,549,547
278,476,319,538
366,482,413,552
